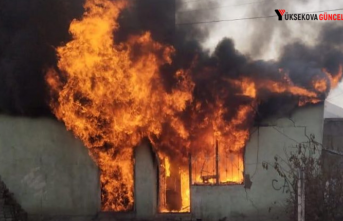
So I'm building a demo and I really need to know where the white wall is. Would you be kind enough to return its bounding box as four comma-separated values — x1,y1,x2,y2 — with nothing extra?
0,104,324,220
0,115,100,216
324,82,343,118
134,140,158,218
191,104,324,221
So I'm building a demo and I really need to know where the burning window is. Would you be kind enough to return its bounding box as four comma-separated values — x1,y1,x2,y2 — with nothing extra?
191,140,244,185
158,139,244,213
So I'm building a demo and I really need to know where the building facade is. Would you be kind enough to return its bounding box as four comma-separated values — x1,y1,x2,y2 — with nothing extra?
0,104,324,220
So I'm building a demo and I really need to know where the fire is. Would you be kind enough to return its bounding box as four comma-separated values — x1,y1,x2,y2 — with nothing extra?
262,79,320,106
46,0,193,211
165,157,171,177
229,78,256,98
191,104,254,185
159,155,190,212
324,65,343,88
46,0,342,214
180,170,190,211
313,78,328,93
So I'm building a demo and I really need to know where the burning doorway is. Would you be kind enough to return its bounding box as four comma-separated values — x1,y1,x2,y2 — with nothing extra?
159,156,190,213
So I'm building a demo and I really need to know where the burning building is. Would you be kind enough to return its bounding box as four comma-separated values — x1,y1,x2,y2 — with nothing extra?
0,0,342,220
0,102,324,221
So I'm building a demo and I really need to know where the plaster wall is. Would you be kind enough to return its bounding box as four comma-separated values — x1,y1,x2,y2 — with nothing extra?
322,118,343,171
134,140,158,219
0,115,100,216
0,104,324,221
191,104,324,221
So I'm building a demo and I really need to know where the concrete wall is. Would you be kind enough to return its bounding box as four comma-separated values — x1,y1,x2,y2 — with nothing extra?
323,118,343,152
322,118,343,170
191,104,324,221
0,115,100,216
134,140,158,219
0,104,324,221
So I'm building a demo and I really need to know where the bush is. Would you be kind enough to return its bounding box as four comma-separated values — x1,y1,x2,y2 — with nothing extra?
263,134,343,221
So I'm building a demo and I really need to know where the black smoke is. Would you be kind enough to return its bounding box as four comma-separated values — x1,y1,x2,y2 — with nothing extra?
0,0,85,116
108,0,343,161
114,0,342,101
0,0,342,121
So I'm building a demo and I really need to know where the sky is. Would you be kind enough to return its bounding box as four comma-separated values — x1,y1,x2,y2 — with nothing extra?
177,0,343,117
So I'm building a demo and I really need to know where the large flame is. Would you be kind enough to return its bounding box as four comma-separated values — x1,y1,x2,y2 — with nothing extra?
47,0,341,212
47,0,193,211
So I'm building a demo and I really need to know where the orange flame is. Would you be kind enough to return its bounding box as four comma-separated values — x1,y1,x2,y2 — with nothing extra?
46,0,341,213
46,0,193,211
324,65,343,88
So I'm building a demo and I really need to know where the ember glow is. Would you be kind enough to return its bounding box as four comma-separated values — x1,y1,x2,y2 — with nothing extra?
47,0,342,213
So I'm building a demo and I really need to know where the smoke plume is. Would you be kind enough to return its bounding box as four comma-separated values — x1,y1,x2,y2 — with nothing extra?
1,0,341,119
0,0,85,116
